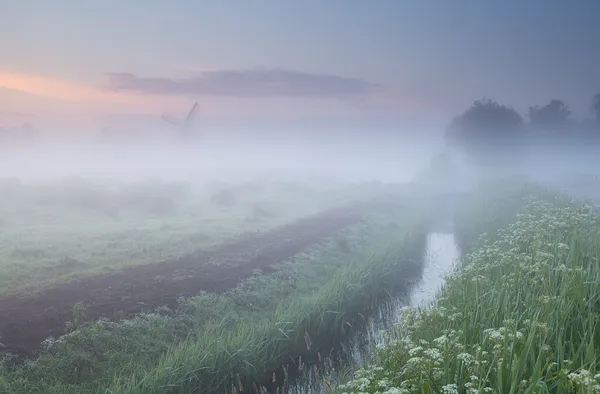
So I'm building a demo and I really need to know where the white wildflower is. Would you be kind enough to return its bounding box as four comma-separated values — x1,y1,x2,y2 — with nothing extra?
568,369,594,387
441,383,459,394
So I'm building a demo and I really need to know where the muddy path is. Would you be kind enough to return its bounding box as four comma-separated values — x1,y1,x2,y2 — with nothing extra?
0,201,375,358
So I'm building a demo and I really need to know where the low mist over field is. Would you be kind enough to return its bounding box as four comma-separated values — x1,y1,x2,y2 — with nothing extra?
3,117,600,190
0,128,446,184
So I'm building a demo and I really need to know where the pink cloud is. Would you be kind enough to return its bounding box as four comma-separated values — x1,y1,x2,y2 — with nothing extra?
0,71,185,112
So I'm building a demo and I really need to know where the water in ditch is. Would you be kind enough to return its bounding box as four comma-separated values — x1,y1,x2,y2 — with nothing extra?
284,230,461,394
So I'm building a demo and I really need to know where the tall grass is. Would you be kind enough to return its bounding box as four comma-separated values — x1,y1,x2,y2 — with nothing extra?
337,186,600,393
107,223,428,393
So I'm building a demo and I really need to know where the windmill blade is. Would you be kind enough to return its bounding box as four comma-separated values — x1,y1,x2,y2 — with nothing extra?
161,113,180,127
185,102,199,123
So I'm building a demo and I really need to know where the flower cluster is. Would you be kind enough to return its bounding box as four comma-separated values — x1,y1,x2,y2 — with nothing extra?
336,195,600,393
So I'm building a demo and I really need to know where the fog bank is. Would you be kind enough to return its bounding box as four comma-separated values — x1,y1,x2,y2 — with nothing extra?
0,130,445,184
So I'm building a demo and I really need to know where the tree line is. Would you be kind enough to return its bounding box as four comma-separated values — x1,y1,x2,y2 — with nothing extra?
446,93,600,166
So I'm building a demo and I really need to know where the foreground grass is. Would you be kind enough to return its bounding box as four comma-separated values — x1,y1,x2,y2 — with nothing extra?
0,198,430,393
0,177,376,295
337,186,600,393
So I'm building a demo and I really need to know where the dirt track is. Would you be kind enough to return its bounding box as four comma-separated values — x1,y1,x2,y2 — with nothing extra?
0,202,372,358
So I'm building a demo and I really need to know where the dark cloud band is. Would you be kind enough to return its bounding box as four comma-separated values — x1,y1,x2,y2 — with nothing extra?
105,68,382,99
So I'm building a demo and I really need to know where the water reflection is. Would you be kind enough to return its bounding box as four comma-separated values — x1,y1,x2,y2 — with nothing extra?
408,232,460,308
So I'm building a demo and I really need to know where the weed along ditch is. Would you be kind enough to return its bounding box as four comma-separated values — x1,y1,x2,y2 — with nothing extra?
278,207,462,394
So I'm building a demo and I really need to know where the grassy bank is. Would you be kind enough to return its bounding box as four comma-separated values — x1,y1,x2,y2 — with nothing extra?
0,197,430,393
0,177,374,295
336,183,600,393
452,179,548,253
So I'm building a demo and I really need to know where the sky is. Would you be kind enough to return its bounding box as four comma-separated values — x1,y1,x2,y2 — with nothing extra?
1,0,600,131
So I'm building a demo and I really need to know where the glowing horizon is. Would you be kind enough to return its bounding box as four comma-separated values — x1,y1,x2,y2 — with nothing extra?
2,1,600,129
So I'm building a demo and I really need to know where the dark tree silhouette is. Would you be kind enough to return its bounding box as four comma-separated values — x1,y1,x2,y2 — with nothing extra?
593,93,600,123
445,98,525,167
528,99,572,128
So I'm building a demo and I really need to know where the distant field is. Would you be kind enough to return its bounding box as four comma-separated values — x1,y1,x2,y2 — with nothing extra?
0,176,377,295
0,183,429,394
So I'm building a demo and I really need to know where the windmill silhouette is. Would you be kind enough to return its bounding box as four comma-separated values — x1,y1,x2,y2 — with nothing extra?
161,102,200,140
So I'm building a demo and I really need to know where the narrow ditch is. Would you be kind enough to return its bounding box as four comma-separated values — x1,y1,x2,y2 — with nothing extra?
282,225,461,393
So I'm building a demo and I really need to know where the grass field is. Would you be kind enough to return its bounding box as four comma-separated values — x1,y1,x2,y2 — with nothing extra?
336,181,600,393
5,169,597,393
0,176,379,295
0,188,431,393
